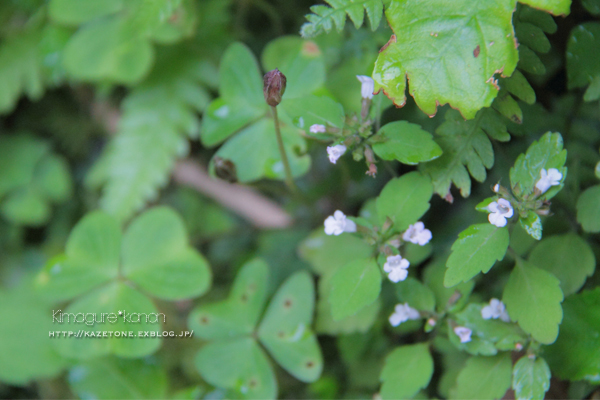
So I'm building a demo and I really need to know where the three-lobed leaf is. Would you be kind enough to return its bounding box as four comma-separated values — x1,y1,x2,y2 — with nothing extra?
444,224,509,288
502,259,563,344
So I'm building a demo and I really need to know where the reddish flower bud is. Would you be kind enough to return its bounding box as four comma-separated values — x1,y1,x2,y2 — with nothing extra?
263,68,286,107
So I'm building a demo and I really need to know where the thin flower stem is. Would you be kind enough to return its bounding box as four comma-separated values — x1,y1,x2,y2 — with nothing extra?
271,106,298,194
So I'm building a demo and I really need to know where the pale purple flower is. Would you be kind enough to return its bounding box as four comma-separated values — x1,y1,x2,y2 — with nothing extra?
535,168,562,194
402,222,432,246
310,124,326,133
327,145,346,164
356,75,374,99
481,298,511,322
324,210,356,236
383,255,410,283
487,198,513,227
389,303,420,326
454,326,472,343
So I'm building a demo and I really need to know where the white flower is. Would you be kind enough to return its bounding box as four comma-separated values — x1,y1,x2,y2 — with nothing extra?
310,124,326,133
356,75,374,99
535,168,562,194
487,198,514,227
327,144,346,164
389,303,420,326
454,326,472,343
493,183,500,193
402,222,432,246
383,255,410,283
481,298,511,322
324,210,356,236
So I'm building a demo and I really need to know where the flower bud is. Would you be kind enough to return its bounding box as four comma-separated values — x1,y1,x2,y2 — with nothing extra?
263,68,286,107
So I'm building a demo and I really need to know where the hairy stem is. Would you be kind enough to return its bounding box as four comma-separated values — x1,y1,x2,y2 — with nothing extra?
271,105,298,194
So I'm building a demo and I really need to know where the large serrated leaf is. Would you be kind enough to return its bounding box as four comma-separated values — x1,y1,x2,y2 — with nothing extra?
518,0,571,16
373,0,519,119
444,224,509,288
300,0,387,38
502,259,563,344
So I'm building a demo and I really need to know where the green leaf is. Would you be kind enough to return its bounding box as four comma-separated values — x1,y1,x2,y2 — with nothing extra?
300,0,387,38
519,210,542,240
518,0,570,15
201,98,265,147
379,344,434,400
373,0,518,119
298,229,373,276
582,0,600,15
395,277,435,312
544,288,600,382
512,356,551,400
502,259,563,344
86,48,208,221
329,258,381,320
122,207,211,300
501,70,536,104
210,118,310,183
49,0,123,25
68,357,167,400
376,172,433,229
1,188,50,226
584,75,600,101
423,258,474,313
576,185,600,233
444,224,509,287
0,134,48,196
258,271,323,382
220,42,265,109
188,259,269,340
33,155,72,202
280,95,345,138
261,37,326,99
372,121,442,165
420,108,510,199
63,17,154,84
452,354,513,400
53,282,162,359
36,211,121,301
195,338,277,400
509,132,567,199
528,233,595,296
0,284,67,385
567,23,600,92
492,90,523,124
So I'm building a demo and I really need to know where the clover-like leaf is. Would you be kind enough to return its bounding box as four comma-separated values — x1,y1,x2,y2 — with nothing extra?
444,224,509,288
502,259,563,344
380,344,434,400
372,121,442,165
373,0,519,119
195,338,277,400
258,271,323,383
512,356,551,400
189,259,269,340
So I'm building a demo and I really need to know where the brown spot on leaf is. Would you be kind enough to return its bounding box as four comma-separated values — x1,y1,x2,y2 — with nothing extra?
284,299,293,308
379,34,397,53
241,294,248,303
473,45,480,58
249,379,257,388
200,316,209,324
306,361,315,368
278,331,285,338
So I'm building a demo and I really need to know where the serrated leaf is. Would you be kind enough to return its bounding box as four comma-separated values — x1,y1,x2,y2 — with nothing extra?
86,48,208,221
452,354,513,400
380,344,434,400
509,131,567,199
298,229,373,276
376,172,433,229
258,272,323,382
300,0,387,38
122,207,212,300
444,224,509,288
372,121,442,165
502,259,563,344
567,23,600,92
35,211,121,301
49,0,123,25
53,282,162,359
420,108,509,198
395,277,435,312
68,357,167,400
512,356,551,400
544,288,600,382
188,259,269,340
519,210,542,240
195,338,277,400
576,184,600,233
373,0,518,119
329,258,381,320
528,233,595,296
518,0,571,16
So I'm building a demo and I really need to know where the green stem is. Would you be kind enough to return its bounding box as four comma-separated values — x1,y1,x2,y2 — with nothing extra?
271,106,298,194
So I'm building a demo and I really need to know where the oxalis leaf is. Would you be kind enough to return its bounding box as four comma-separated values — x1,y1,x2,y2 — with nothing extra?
444,224,509,288
373,0,519,119
512,356,551,400
502,259,563,344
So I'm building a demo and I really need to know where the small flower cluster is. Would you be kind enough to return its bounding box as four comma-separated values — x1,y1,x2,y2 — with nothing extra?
382,222,431,283
481,298,510,322
389,303,420,327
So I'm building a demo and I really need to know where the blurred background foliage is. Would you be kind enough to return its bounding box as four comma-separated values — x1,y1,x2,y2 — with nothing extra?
0,0,599,399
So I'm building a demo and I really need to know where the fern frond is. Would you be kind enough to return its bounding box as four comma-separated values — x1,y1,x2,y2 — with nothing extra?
0,29,44,114
300,0,389,38
86,48,210,222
